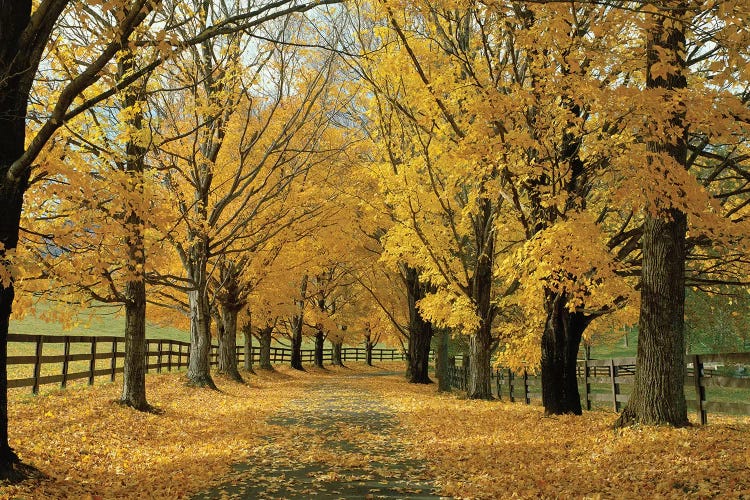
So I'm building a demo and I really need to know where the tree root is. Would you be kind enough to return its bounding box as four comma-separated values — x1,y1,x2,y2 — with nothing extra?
115,399,164,415
217,369,245,384
186,374,219,390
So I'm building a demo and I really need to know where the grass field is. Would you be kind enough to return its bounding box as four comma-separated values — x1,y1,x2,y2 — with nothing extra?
8,307,189,384
10,306,190,340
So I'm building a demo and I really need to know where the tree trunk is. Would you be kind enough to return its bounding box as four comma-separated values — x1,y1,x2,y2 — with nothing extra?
616,212,689,426
258,326,273,370
0,1,33,476
407,323,432,384
217,304,243,382
187,283,216,388
119,51,151,411
466,225,494,399
290,315,304,371
314,330,325,368
364,330,373,366
467,328,493,399
541,291,590,415
290,275,307,370
436,329,450,392
331,340,344,366
616,2,689,428
242,321,255,373
120,279,150,410
404,265,433,384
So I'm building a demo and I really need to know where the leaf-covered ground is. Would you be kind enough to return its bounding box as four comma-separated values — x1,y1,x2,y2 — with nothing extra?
194,375,439,499
2,364,749,499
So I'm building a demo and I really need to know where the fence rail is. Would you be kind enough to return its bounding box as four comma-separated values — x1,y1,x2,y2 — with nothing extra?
447,353,750,423
7,333,405,394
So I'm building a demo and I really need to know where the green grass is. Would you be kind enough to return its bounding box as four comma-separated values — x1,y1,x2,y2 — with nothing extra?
7,307,187,383
10,306,189,341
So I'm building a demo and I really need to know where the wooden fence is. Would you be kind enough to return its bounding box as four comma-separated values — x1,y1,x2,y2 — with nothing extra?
447,364,540,403
583,353,750,424
7,333,405,394
447,353,750,423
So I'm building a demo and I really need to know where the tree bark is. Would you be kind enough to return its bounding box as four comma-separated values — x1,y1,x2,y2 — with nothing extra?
217,304,243,382
616,1,689,428
290,275,307,370
407,323,432,384
466,223,494,399
541,291,591,415
118,50,151,412
364,329,374,366
0,0,33,476
290,316,304,371
404,265,433,384
314,330,325,368
467,328,493,399
258,326,273,370
436,329,450,392
187,281,216,388
242,321,255,373
331,339,344,366
616,211,689,426
121,279,150,410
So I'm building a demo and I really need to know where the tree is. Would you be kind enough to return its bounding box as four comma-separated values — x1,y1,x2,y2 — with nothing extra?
0,0,343,477
153,8,343,387
288,274,309,370
355,2,533,397
18,40,165,408
0,0,161,477
615,1,692,427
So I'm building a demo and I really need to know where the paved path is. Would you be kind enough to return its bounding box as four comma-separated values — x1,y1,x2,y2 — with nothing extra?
193,374,442,499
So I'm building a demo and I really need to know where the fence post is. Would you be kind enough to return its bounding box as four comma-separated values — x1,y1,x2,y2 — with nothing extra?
495,369,502,400
89,337,97,385
145,341,151,373
508,368,514,402
693,354,707,425
32,335,43,395
609,358,619,412
523,369,530,404
157,340,163,373
110,339,117,382
61,336,71,389
167,340,173,371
